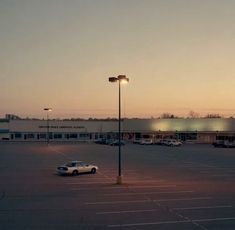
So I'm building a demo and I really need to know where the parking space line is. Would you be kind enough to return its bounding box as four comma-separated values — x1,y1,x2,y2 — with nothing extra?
67,182,113,185
96,209,159,215
128,185,177,188
100,170,137,172
173,205,233,210
48,146,72,160
118,180,165,183
210,174,235,177
71,187,129,191
157,197,212,202
108,217,235,228
71,184,178,191
103,190,194,196
86,197,211,205
108,220,191,228
86,200,151,205
65,177,113,181
70,184,176,188
195,217,235,223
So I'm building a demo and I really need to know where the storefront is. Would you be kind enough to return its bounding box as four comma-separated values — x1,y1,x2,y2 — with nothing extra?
1,118,235,143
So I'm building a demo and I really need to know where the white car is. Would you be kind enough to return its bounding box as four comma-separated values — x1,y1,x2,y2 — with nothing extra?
140,139,153,145
167,140,182,146
57,161,98,176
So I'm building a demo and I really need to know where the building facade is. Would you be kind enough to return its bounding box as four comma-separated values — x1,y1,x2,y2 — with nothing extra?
0,118,235,143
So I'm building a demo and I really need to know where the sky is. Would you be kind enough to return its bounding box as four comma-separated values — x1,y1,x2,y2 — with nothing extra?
1,0,235,119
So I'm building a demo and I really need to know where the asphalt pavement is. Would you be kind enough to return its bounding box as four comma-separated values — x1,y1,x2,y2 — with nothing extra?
0,142,235,230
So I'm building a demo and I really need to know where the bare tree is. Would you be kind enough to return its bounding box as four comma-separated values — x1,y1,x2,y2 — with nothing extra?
205,113,222,118
188,110,200,118
161,113,177,119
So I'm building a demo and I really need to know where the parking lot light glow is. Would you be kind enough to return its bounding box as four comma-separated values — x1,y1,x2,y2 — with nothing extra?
44,108,52,112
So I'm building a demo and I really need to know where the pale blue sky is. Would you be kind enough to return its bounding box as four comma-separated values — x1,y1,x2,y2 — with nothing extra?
1,0,235,118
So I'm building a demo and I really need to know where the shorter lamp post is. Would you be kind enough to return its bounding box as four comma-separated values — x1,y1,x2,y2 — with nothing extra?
109,75,129,184
44,108,52,145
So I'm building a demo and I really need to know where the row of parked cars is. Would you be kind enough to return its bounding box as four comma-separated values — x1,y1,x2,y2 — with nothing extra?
94,139,125,146
212,140,235,148
95,138,182,146
134,139,182,147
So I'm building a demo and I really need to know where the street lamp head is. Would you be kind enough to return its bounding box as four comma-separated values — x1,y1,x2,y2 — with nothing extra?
109,77,118,83
44,108,52,112
117,75,129,84
109,75,129,84
117,75,127,80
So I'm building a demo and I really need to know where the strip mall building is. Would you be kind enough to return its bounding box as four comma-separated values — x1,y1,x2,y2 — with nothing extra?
1,118,235,143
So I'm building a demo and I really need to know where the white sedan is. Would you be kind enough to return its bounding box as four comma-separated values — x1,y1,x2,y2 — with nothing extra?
140,139,153,145
57,161,98,176
167,140,182,146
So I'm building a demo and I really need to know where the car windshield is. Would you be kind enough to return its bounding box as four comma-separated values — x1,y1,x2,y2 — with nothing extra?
65,162,77,167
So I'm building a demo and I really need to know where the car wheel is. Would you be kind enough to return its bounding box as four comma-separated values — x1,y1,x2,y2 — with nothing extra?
91,168,96,174
72,170,78,176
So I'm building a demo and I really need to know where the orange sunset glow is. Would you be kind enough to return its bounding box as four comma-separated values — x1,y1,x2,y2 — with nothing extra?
1,0,235,119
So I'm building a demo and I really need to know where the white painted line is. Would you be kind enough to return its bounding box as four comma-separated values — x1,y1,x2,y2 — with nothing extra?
210,174,235,177
108,220,191,228
67,182,112,185
66,178,114,181
86,197,211,205
71,187,131,191
119,177,157,180
96,209,159,215
200,164,216,168
173,205,233,210
71,177,112,179
83,179,166,183
121,180,165,183
71,184,177,191
195,217,235,223
101,170,137,172
157,197,212,202
128,185,177,188
103,191,194,196
108,217,235,228
85,200,151,205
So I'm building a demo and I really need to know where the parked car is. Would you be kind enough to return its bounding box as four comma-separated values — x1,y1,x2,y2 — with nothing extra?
159,139,171,146
153,139,162,145
133,139,142,144
94,139,114,145
166,140,182,147
94,138,106,144
226,141,235,148
57,161,98,176
212,140,235,148
155,139,182,146
140,139,153,145
212,140,227,147
109,140,125,146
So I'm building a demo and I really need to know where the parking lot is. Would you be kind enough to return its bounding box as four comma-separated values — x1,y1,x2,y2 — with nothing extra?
0,142,235,230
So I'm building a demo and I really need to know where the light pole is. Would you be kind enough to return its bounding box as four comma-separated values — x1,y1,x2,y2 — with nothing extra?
109,75,129,184
44,108,52,145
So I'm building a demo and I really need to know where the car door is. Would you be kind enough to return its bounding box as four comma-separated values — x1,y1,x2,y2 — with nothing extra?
77,162,90,173
82,163,92,172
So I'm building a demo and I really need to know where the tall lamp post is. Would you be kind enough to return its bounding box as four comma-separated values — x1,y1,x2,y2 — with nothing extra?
109,75,129,184
44,108,52,145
